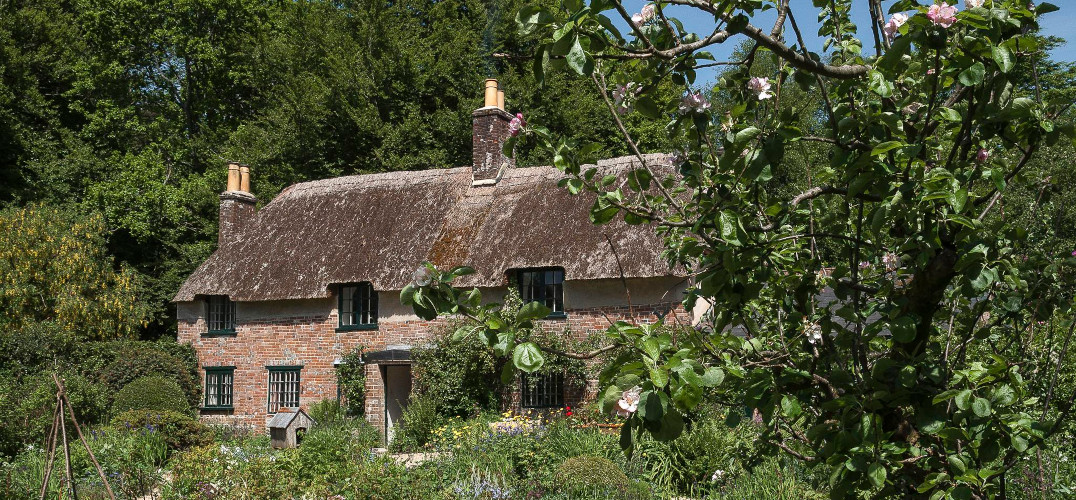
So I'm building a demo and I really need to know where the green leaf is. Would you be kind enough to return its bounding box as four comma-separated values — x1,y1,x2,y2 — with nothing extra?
869,70,894,97
640,337,661,361
512,342,545,373
891,316,917,343
937,107,961,122
992,45,1014,73
958,62,986,86
867,462,887,489
517,301,552,322
650,366,669,388
872,140,905,156
780,395,802,418
972,397,991,417
566,35,590,75
955,389,973,411
635,96,661,119
701,367,725,387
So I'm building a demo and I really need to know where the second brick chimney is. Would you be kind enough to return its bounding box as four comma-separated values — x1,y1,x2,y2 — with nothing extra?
219,162,257,245
472,79,514,186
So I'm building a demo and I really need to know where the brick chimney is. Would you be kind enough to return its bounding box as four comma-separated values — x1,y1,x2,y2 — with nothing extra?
219,162,256,245
472,79,514,186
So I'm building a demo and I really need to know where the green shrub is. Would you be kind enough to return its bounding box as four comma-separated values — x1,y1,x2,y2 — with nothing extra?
112,376,192,416
389,394,442,452
98,343,201,410
412,328,502,418
554,455,645,498
309,399,346,426
336,345,367,416
0,371,110,457
110,409,212,451
635,414,750,495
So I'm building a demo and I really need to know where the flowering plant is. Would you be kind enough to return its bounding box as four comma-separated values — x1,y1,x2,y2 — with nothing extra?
413,0,1076,497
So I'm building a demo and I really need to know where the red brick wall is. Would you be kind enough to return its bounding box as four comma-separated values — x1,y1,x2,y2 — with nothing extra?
177,297,690,434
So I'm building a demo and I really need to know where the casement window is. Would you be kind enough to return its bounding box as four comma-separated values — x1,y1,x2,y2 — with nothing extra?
338,282,378,330
205,295,236,334
203,367,235,410
267,366,302,413
520,372,565,408
517,268,565,316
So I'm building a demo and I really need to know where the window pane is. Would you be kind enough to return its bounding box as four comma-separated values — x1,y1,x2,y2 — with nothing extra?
268,368,301,413
340,286,355,326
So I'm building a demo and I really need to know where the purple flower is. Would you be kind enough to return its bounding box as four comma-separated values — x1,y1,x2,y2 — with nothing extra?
976,148,991,163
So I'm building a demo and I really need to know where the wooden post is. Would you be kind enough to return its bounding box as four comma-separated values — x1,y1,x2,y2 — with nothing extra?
55,372,115,500
38,400,61,500
58,396,77,500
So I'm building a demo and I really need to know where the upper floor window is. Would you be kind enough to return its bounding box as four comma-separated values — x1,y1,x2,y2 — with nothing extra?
206,295,236,334
517,268,565,316
339,282,378,330
520,372,564,408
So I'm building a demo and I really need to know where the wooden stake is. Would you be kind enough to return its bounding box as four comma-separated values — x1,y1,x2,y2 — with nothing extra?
38,400,61,500
55,373,115,500
58,397,78,500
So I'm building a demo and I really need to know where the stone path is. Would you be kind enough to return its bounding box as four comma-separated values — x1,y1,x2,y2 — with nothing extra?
372,447,447,468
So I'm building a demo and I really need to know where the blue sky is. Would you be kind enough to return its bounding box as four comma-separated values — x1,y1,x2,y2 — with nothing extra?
612,1,1076,85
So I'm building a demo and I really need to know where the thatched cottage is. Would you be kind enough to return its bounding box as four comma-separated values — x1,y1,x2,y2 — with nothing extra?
174,80,695,439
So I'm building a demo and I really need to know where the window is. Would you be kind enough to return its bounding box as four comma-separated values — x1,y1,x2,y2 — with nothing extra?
267,366,301,413
203,367,235,409
521,372,564,408
517,268,565,316
338,282,378,330
206,295,236,334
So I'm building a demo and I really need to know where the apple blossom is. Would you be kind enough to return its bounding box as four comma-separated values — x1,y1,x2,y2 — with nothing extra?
747,76,773,100
616,386,641,417
976,148,991,163
927,2,959,28
678,91,711,114
641,4,656,22
966,0,984,7
883,13,908,42
631,13,644,26
508,112,526,137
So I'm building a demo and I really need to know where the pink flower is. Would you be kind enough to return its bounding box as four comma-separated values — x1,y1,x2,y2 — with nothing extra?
615,387,641,418
508,112,526,137
1070,250,1076,257
641,4,656,22
678,91,711,114
883,13,909,42
612,82,640,115
976,148,991,163
927,2,959,28
631,12,644,26
966,0,984,7
747,77,773,100
927,68,936,75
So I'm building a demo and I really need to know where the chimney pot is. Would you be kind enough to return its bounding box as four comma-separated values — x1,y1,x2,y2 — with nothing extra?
227,163,241,191
497,89,505,111
483,79,499,108
240,165,251,193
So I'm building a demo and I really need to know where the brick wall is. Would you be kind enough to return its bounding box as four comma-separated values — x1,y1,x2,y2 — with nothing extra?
177,290,691,435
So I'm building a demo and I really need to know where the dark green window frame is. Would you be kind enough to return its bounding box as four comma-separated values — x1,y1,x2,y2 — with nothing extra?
204,295,236,336
337,282,378,331
516,268,566,318
267,365,302,413
203,366,235,410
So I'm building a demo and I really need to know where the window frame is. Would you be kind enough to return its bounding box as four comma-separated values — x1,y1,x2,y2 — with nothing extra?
520,371,565,408
337,282,379,331
515,268,566,318
203,366,235,410
266,365,302,414
204,295,237,336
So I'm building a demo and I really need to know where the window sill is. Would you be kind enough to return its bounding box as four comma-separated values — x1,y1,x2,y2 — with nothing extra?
544,313,567,320
336,324,378,332
202,330,237,337
201,406,234,411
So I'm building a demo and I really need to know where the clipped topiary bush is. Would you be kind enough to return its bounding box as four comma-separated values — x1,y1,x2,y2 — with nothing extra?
99,343,201,410
554,455,635,496
113,376,192,416
111,409,213,451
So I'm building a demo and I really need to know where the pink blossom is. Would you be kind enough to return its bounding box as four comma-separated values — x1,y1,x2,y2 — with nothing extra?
976,148,991,163
883,13,909,42
508,112,526,137
1071,250,1076,257
616,387,641,418
927,68,936,75
747,77,773,100
612,82,640,115
678,91,711,114
927,2,959,28
631,12,644,26
966,0,984,7
641,4,656,22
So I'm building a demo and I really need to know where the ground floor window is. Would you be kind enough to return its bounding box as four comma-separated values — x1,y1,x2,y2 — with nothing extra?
267,366,301,413
520,371,564,408
204,366,234,409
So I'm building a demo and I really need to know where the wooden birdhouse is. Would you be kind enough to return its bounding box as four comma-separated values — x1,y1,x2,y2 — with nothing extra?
268,408,314,449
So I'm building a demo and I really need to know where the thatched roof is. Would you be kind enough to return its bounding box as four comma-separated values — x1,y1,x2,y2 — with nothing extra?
174,154,678,302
